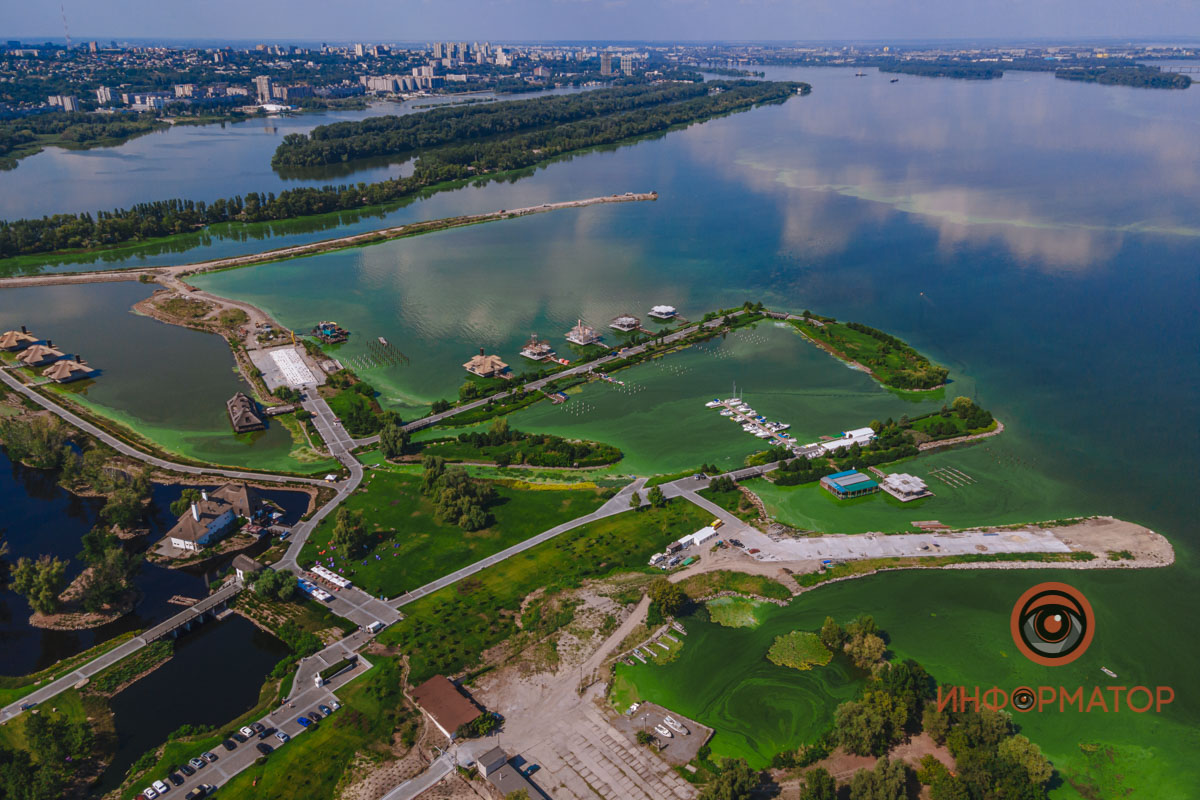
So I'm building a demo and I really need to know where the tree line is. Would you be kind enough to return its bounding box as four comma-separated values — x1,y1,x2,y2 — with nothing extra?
0,80,804,258
1055,66,1192,89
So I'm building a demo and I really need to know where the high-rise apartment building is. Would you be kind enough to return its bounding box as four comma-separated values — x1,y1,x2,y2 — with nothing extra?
600,53,613,76
254,75,274,103
620,54,635,75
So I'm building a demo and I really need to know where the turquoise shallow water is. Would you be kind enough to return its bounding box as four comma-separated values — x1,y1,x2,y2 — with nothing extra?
2,68,1198,795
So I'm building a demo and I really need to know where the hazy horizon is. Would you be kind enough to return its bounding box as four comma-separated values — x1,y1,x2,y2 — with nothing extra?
9,0,1200,46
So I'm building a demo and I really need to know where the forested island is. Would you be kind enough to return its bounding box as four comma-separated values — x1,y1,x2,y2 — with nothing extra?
0,80,804,259
1055,65,1192,89
879,62,1004,80
0,111,165,169
271,80,787,167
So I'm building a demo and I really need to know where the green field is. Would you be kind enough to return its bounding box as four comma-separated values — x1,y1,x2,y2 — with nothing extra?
298,470,610,596
380,498,714,683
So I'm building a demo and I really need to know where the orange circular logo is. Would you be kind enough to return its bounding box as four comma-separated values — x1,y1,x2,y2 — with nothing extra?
1010,582,1094,666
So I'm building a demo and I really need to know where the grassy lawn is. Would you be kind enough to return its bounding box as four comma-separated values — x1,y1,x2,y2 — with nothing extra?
297,471,611,596
379,497,715,684
86,640,174,695
697,486,760,524
217,659,408,800
0,632,136,706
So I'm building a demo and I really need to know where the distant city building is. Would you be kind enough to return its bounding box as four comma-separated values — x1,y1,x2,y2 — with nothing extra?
621,54,635,75
253,75,274,103
95,86,112,104
600,53,614,76
432,42,444,59
174,83,196,98
534,65,552,79
48,95,79,112
276,84,312,101
354,43,365,57
88,41,98,53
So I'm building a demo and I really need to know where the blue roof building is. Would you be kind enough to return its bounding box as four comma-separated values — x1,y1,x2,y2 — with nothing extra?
820,470,880,499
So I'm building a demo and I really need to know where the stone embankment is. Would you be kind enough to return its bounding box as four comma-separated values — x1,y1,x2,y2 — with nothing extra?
918,420,1005,451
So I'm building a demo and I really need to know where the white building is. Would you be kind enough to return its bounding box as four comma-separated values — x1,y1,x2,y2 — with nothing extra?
649,305,677,320
880,473,933,502
820,426,876,455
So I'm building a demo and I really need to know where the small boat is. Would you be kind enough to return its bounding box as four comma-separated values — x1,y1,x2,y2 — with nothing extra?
672,622,687,634
756,432,772,439
855,72,866,77
719,410,733,417
705,399,722,408
1101,666,1118,678
664,716,689,735
378,337,389,346
654,724,673,739
890,78,900,83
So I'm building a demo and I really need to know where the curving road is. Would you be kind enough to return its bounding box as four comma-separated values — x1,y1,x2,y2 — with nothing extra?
0,368,331,486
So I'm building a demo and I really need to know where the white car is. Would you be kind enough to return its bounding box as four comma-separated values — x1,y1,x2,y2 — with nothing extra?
275,731,290,743
153,779,170,793
143,789,158,800
239,726,255,738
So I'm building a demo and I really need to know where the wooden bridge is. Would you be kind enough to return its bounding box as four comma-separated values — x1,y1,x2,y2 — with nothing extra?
143,581,243,642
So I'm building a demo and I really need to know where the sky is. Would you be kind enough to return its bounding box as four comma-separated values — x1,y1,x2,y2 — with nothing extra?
9,0,1200,44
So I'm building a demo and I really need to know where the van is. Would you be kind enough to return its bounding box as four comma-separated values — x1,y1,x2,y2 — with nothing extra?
366,621,384,634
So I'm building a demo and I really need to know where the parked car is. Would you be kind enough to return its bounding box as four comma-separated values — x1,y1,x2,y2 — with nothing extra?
526,764,541,776
152,779,170,793
168,773,184,787
275,731,290,743
18,702,36,711
231,732,248,743
185,786,210,800
329,700,341,711
308,710,322,720
297,717,312,728
256,743,273,756
178,763,195,776
318,704,332,716
142,789,157,800
258,727,275,740
251,722,265,733
202,752,217,763
221,739,237,751
188,757,206,770
239,726,255,738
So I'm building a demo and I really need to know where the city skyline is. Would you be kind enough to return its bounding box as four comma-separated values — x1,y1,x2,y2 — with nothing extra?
9,0,1200,44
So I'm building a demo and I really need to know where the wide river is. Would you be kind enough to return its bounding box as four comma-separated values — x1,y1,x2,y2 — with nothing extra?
2,67,1198,797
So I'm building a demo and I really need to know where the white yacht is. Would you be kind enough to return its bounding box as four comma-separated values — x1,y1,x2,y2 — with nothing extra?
705,399,723,408
664,716,690,735
654,724,673,739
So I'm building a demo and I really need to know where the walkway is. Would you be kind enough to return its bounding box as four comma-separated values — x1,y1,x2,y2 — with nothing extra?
0,368,330,486
379,752,455,800
354,312,749,446
390,478,646,607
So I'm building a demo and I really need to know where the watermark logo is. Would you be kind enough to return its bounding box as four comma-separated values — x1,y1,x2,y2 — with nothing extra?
1010,581,1094,666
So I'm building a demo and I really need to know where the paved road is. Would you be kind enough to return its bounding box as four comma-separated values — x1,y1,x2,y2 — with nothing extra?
0,368,330,486
390,478,647,608
0,581,243,724
161,644,375,799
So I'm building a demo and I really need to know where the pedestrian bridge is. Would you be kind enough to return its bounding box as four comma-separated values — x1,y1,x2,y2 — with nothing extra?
143,580,243,642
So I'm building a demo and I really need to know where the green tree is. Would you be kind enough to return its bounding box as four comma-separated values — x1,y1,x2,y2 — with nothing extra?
251,568,297,602
101,486,147,530
170,488,202,517
818,616,845,649
10,555,69,615
921,706,951,744
647,578,688,616
997,733,1054,787
80,546,140,612
848,757,908,800
506,791,531,800
330,508,368,556
834,690,908,756
629,491,642,510
379,422,410,460
647,485,666,507
799,767,838,800
846,632,886,669
698,758,757,800
78,526,119,564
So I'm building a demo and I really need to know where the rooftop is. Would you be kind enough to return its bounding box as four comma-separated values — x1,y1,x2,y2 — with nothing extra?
411,675,481,737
